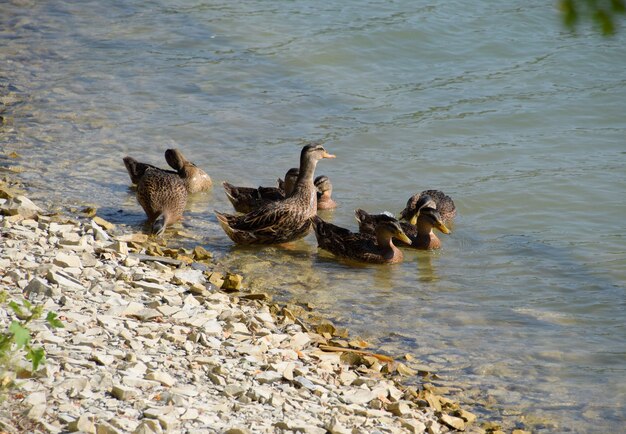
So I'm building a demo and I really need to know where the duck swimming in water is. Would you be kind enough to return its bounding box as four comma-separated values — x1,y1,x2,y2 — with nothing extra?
215,143,335,245
315,175,337,210
222,168,300,214
399,189,456,225
311,215,411,264
356,195,450,250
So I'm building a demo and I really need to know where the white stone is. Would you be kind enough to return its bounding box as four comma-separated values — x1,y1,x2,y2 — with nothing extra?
145,371,176,387
54,251,82,268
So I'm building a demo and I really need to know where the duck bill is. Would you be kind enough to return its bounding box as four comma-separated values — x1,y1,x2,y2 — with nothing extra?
436,222,451,234
409,212,419,225
396,231,412,245
322,151,336,159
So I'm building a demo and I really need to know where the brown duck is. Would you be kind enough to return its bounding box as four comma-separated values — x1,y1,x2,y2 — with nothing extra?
135,169,187,237
315,175,337,210
356,196,450,250
399,189,456,224
222,168,300,214
215,143,335,245
123,149,212,194
311,215,411,264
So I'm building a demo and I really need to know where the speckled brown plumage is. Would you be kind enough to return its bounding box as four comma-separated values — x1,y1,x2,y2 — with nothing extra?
123,149,212,194
315,175,337,210
356,206,450,250
215,143,335,245
399,190,456,224
136,167,188,235
311,215,410,264
223,168,300,214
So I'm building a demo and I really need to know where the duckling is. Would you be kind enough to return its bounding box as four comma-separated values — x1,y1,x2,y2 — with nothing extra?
311,215,411,264
223,168,299,214
278,168,300,197
399,190,456,224
123,149,212,194
315,175,337,210
215,143,335,245
356,196,450,250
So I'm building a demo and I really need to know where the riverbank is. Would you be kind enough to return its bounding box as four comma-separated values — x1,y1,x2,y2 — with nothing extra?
0,168,507,433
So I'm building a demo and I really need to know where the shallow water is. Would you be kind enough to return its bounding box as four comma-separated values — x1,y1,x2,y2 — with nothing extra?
2,0,626,431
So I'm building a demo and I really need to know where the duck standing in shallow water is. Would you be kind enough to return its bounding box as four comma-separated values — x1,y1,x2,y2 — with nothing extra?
315,175,337,210
222,167,300,214
356,195,450,250
123,149,212,194
215,143,335,245
311,215,411,264
130,152,188,236
399,189,456,225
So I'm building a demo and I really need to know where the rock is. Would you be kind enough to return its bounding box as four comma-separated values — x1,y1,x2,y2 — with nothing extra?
67,414,96,433
455,408,477,423
193,246,212,261
401,419,427,433
145,371,176,387
133,280,169,294
326,416,351,434
224,429,250,434
24,276,57,298
93,216,115,231
25,403,47,420
47,269,85,290
174,268,204,285
133,419,163,434
111,384,139,401
288,332,311,350
180,408,199,420
91,220,110,241
222,384,247,397
386,401,411,417
54,251,82,268
132,308,162,322
221,272,243,291
92,352,116,366
1,195,42,218
96,422,123,434
207,272,224,287
109,241,129,255
241,292,270,301
440,414,465,431
256,371,283,384
116,233,149,243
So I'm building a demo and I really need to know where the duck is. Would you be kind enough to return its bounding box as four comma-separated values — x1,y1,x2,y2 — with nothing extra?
134,166,188,236
123,149,212,194
356,195,450,250
315,175,337,210
311,215,411,264
222,167,300,214
399,189,456,224
215,143,335,245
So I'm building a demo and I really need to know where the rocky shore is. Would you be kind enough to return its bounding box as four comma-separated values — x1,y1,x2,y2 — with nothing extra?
0,174,498,434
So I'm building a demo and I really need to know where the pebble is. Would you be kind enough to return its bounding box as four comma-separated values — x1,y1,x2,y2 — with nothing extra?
0,192,481,433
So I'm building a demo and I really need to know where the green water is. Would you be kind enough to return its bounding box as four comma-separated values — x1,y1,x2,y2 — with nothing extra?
2,0,625,431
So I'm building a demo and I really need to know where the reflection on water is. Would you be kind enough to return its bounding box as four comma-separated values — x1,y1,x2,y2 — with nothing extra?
2,0,626,432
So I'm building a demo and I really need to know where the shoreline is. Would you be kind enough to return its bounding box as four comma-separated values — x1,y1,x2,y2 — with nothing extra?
0,165,504,433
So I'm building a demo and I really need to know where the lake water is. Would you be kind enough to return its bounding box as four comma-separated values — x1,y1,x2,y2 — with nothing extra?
2,0,625,432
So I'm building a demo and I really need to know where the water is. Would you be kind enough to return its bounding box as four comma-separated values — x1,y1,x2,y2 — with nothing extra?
2,0,625,431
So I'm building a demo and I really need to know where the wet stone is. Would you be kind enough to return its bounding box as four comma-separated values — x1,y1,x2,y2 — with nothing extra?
221,272,242,291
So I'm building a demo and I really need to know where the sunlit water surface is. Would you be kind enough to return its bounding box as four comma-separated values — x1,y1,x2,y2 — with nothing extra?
2,0,625,432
